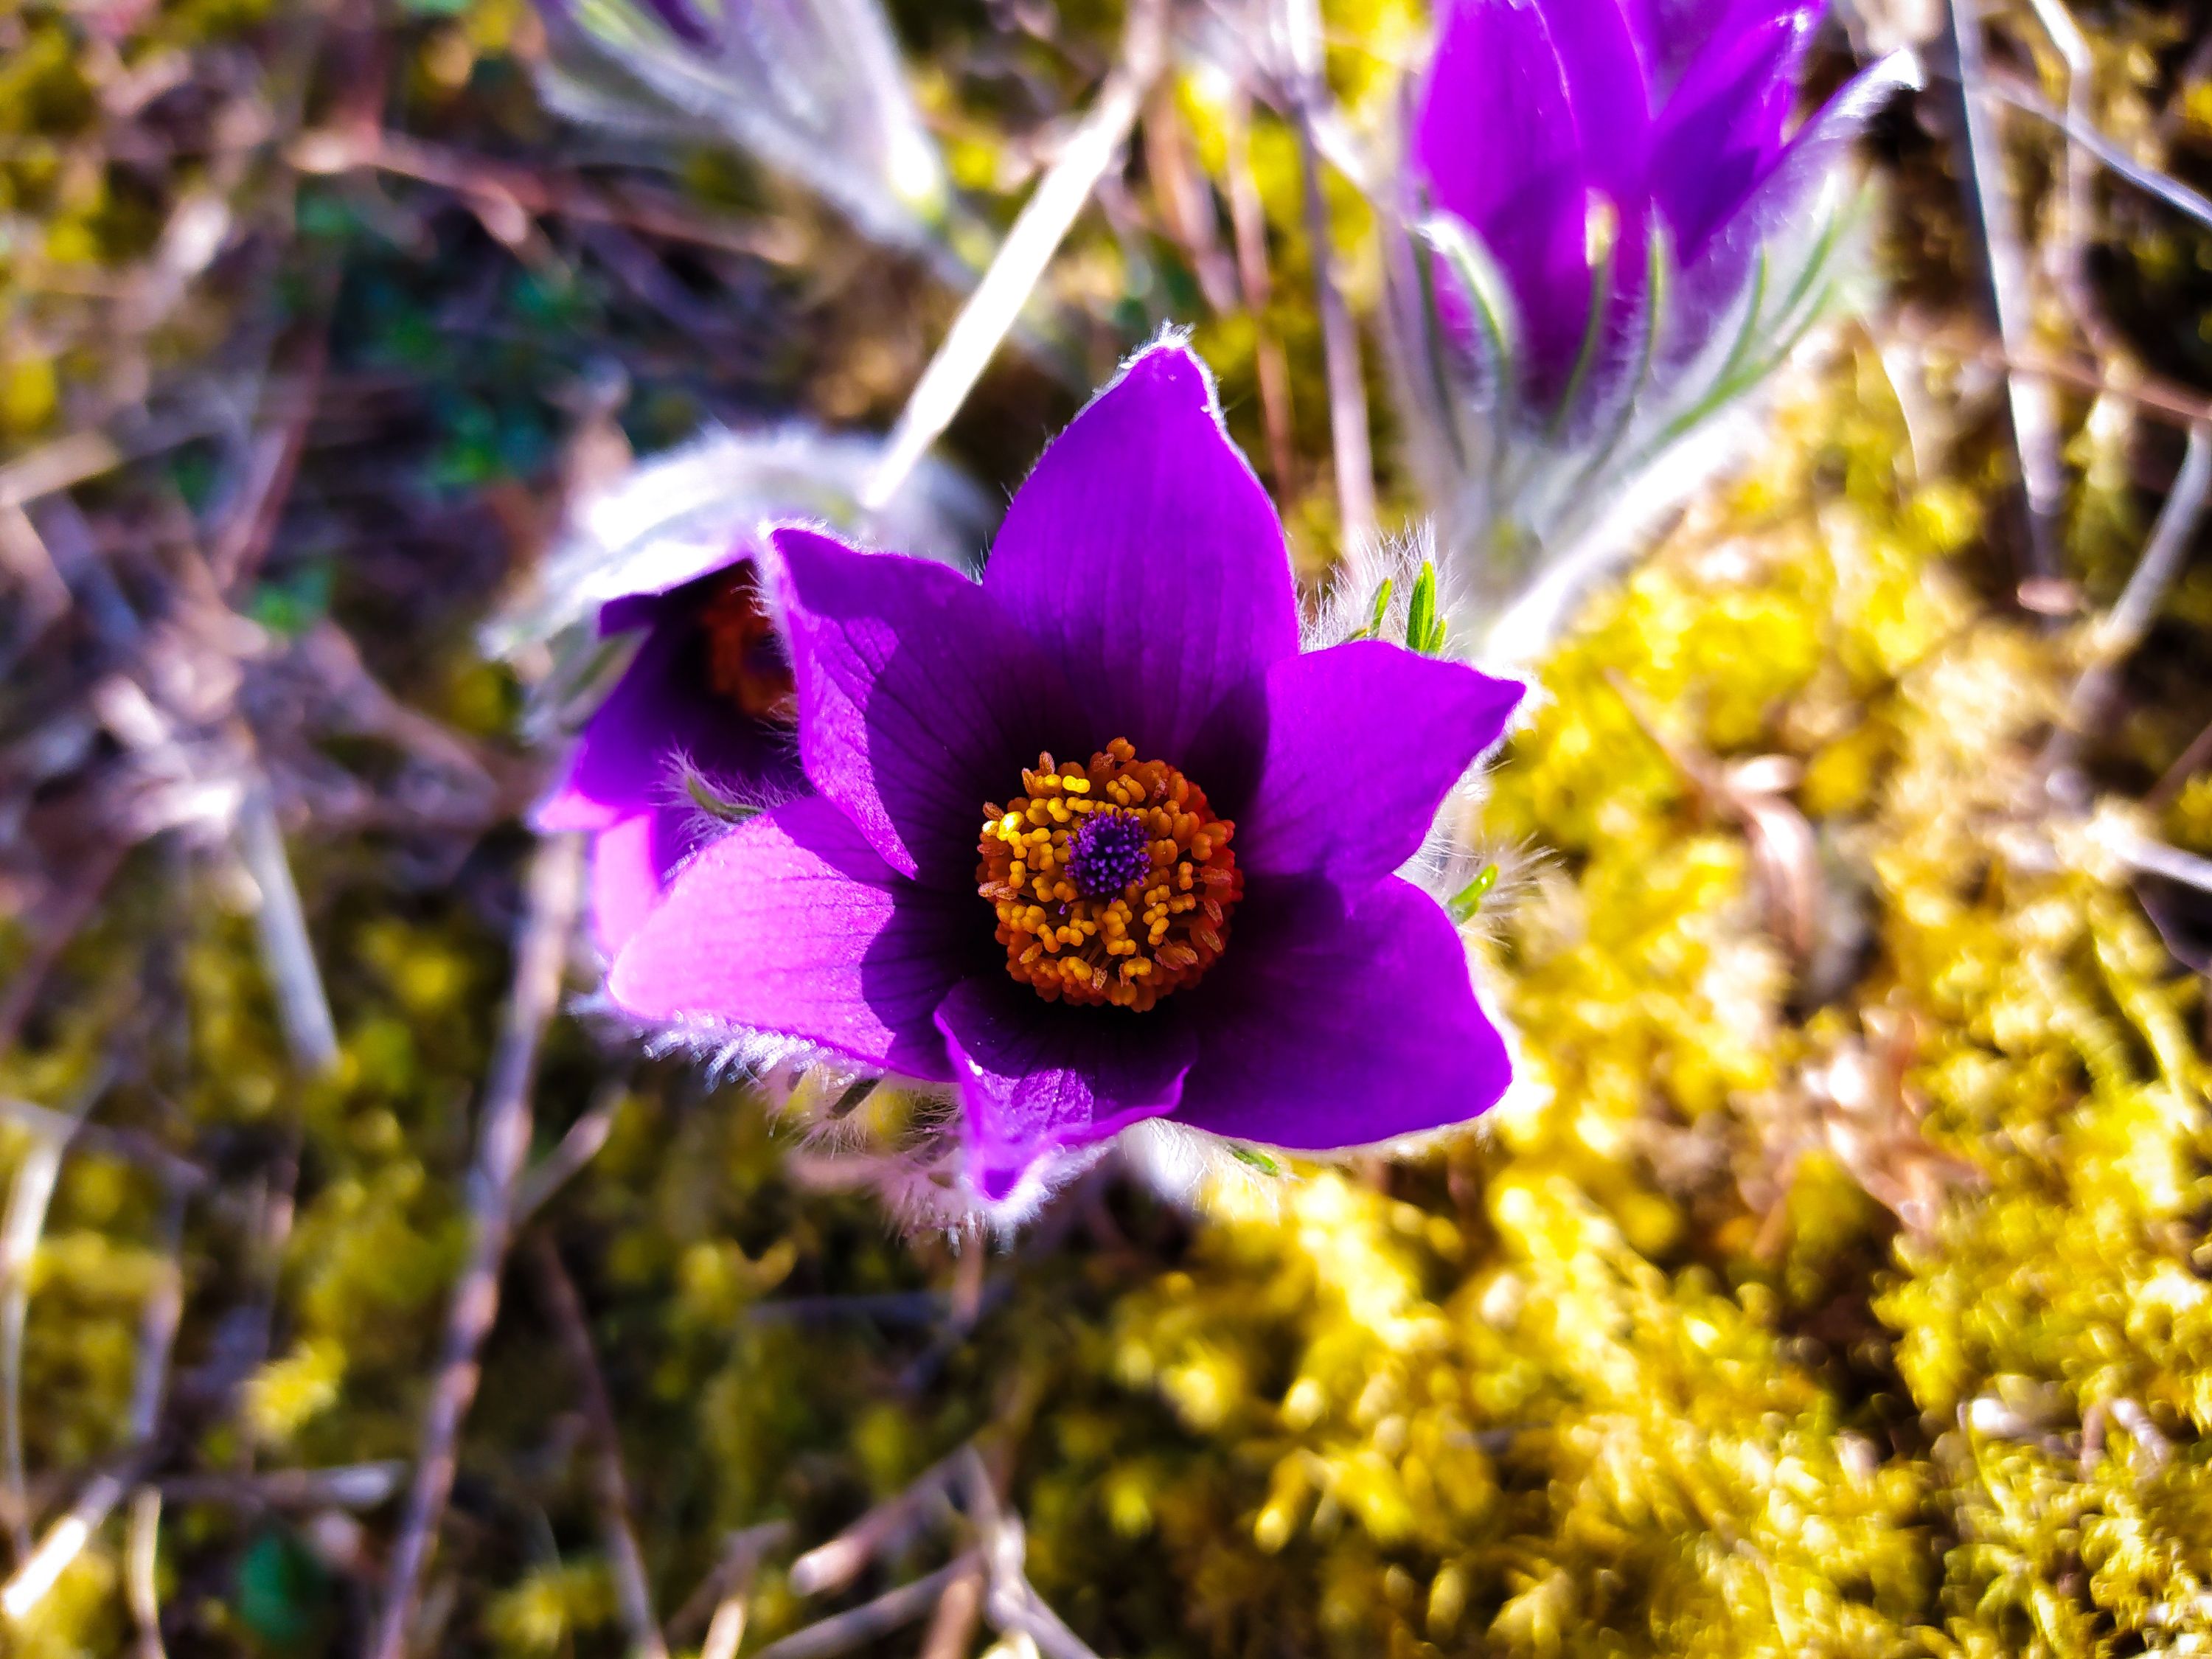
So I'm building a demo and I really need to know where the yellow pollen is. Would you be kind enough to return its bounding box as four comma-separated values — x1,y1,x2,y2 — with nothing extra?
975,738,1242,1011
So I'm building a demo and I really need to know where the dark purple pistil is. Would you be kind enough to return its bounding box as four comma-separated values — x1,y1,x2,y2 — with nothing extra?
1065,811,1153,899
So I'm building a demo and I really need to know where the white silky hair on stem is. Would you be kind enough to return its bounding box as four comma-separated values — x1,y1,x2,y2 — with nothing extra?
535,0,953,259
1377,50,1923,670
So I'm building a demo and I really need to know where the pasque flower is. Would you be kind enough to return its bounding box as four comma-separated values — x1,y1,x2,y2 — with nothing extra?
1413,0,1877,398
517,425,987,956
606,344,1526,1207
1387,0,1917,664
534,543,804,955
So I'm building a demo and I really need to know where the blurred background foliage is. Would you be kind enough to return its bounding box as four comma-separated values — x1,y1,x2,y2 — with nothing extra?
3,0,2212,1654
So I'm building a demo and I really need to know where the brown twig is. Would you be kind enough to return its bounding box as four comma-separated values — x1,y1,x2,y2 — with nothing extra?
157,1461,406,1510
1,1169,181,1624
231,768,341,1074
787,1450,966,1597
513,1083,625,1224
917,1555,985,1659
0,1082,98,1557
367,831,585,1659
288,128,803,265
753,1551,984,1659
1141,92,1238,313
1882,316,2212,431
0,1098,209,1195
956,1449,1102,1659
669,1521,791,1644
2042,422,2212,776
527,1234,669,1659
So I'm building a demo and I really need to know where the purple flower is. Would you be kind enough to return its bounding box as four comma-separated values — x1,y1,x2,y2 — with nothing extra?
535,546,803,954
1411,0,1871,403
604,344,1526,1207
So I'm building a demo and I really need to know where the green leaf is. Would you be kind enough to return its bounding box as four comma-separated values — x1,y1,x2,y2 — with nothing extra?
1447,864,1499,924
1227,1144,1282,1177
1406,561,1448,655
1349,576,1394,642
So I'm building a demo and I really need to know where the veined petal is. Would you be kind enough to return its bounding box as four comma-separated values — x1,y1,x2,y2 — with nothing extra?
772,526,1082,883
934,977,1194,1203
1651,0,1823,260
1234,642,1524,905
585,810,672,957
1416,0,1654,386
1177,877,1511,1149
607,795,964,1078
980,343,1299,762
1672,46,1918,334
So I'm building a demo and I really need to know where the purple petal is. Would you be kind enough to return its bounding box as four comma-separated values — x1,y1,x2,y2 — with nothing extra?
1234,642,1524,905
1650,0,1823,262
1415,0,1654,386
582,797,751,956
1672,47,1919,344
585,812,667,957
1176,877,1511,1149
607,796,964,1078
533,619,798,832
933,976,1194,1202
771,526,1083,883
980,344,1299,763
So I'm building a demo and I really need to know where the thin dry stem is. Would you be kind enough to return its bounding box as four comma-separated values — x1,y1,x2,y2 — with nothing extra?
528,1234,669,1659
368,831,585,1659
2043,422,2212,775
754,1551,984,1659
1950,0,2067,584
513,1082,625,1223
232,776,340,1074
126,1487,164,1659
0,1090,93,1557
289,128,804,264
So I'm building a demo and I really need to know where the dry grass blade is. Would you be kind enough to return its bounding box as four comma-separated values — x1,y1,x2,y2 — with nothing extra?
1986,73,2212,232
858,0,1169,515
232,779,340,1074
0,1087,96,1557
1949,0,2067,584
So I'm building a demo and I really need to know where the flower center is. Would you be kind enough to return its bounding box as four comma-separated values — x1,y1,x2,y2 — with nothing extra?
975,738,1242,1011
698,569,790,718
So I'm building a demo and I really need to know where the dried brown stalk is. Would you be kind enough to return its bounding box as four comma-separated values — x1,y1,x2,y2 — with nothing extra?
367,831,585,1659
528,1234,669,1659
754,1551,984,1659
